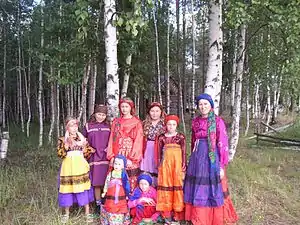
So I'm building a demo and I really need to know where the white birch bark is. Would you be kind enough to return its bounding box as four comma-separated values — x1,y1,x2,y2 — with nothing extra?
121,54,132,98
191,0,196,116
231,32,237,116
56,82,60,138
2,15,7,128
274,74,282,119
17,1,24,132
204,0,223,115
265,85,271,132
152,0,162,104
66,85,71,116
104,0,119,119
38,1,44,147
245,74,250,136
166,10,170,114
176,0,186,133
88,60,97,116
229,24,246,161
78,60,91,125
24,42,31,137
70,84,74,117
48,66,55,144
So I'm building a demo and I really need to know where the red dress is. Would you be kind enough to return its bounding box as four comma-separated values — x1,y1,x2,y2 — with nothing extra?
107,116,144,192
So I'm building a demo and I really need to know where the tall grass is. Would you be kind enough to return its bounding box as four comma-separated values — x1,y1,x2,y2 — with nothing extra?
1,123,300,225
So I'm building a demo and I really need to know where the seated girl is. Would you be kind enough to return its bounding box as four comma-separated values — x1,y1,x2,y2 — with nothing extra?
100,154,130,225
128,173,160,225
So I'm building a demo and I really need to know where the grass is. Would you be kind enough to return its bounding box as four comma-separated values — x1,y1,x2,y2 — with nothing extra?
1,121,300,225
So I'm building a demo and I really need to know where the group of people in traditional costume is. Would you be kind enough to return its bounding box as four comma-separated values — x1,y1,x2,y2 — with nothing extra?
56,93,239,225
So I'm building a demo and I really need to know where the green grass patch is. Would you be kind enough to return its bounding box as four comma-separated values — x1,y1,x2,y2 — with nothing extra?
0,123,299,225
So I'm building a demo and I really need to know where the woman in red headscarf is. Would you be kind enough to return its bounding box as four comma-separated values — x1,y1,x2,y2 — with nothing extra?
107,97,144,192
155,115,186,224
140,102,166,187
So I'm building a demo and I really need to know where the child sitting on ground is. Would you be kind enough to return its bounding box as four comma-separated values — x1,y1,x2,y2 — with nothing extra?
128,173,160,224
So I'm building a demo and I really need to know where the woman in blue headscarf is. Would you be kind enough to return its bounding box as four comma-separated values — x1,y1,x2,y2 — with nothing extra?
184,93,238,225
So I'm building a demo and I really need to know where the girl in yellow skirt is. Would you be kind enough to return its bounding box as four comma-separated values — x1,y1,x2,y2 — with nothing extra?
155,115,186,225
57,117,95,223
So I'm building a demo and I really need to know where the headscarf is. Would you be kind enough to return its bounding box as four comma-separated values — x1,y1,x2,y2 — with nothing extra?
195,93,214,108
88,104,108,123
114,154,130,197
94,104,108,114
129,173,153,203
195,93,217,172
64,118,87,149
119,97,135,116
165,114,180,125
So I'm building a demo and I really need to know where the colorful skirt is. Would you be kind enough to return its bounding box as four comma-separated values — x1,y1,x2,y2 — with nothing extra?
184,139,238,224
126,164,141,193
88,149,109,186
58,151,94,207
156,144,184,213
140,140,158,186
100,205,130,225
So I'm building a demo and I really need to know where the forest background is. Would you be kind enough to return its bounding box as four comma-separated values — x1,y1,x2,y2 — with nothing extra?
0,0,300,224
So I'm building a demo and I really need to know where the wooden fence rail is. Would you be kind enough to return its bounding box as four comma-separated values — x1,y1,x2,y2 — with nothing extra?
254,132,300,147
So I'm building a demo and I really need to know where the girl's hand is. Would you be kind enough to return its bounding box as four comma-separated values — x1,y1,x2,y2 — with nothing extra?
220,168,224,179
109,157,114,166
101,193,106,198
127,159,132,167
182,164,186,172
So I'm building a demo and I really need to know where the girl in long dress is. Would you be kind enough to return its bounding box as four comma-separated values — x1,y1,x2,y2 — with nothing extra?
107,97,144,192
83,104,110,210
184,93,238,225
140,102,166,186
57,117,95,223
156,115,186,224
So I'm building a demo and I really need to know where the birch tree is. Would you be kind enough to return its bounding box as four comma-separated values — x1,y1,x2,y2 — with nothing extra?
204,0,223,115
104,0,119,119
152,0,162,104
229,24,246,160
38,1,44,147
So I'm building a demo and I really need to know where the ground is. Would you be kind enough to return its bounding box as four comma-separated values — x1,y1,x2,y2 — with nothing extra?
0,118,300,225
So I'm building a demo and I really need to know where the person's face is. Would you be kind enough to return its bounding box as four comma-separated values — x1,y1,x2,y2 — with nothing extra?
68,122,78,135
94,112,106,123
149,106,162,121
120,103,132,116
166,120,177,133
113,158,124,171
139,179,150,192
198,99,212,116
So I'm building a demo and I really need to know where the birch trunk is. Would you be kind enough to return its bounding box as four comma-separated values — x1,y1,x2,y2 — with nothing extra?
88,60,97,116
38,1,44,147
56,81,60,138
70,84,74,117
166,10,170,114
229,24,246,161
121,54,132,98
176,0,186,133
265,85,271,132
231,32,237,116
24,42,31,137
244,74,250,136
204,0,223,115
77,60,91,124
272,73,282,120
191,0,196,117
48,66,55,144
17,1,25,132
66,85,71,116
2,15,7,128
152,1,162,104
104,0,119,119
182,0,187,112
